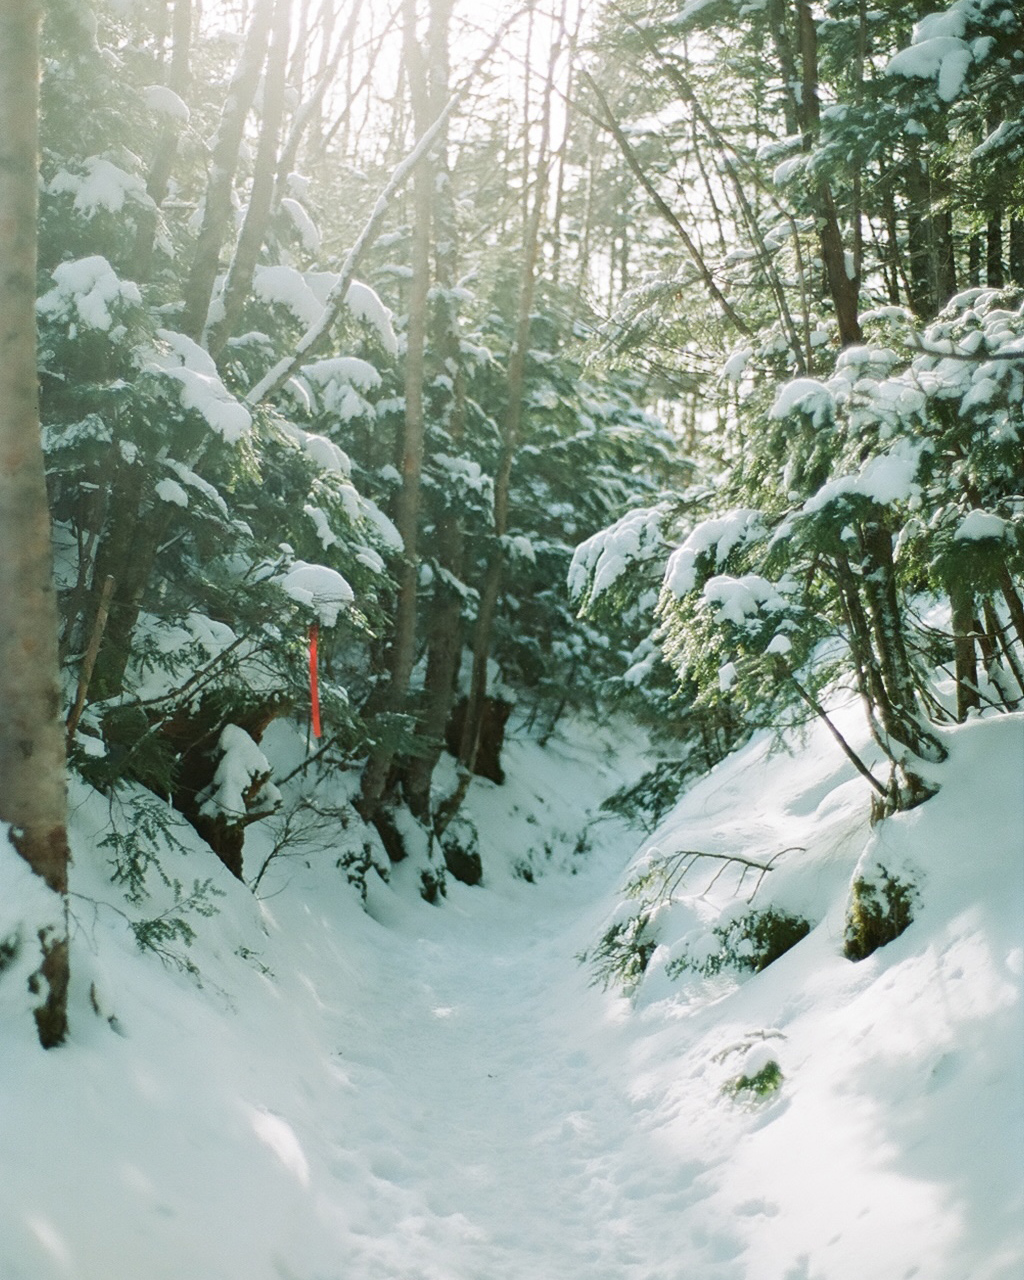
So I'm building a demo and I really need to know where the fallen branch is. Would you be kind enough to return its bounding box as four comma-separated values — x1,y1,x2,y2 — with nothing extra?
630,845,805,904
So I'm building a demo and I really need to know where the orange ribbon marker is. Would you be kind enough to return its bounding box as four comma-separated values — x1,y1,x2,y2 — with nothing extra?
309,622,322,739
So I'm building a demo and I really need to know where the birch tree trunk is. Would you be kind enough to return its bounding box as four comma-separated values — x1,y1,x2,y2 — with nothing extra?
0,0,70,1048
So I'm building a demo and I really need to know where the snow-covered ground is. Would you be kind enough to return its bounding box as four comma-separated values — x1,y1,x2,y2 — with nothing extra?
1,708,1021,1280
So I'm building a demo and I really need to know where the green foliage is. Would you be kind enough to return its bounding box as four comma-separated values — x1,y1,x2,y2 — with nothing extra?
844,867,919,961
130,879,225,983
666,908,811,979
724,1059,783,1100
90,792,225,982
0,933,19,974
601,759,699,833
580,911,658,993
581,839,807,993
336,845,381,900
98,795,195,904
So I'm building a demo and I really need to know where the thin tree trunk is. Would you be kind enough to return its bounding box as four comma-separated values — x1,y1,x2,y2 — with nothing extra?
131,0,192,282
549,0,578,290
272,0,365,208
767,0,860,342
949,580,980,721
935,204,956,305
0,0,70,1048
856,523,946,762
287,0,312,94
583,70,750,336
969,231,982,287
998,564,1024,651
984,598,1024,700
987,210,1004,287
623,22,808,367
766,0,800,136
833,547,943,768
1010,218,1024,286
794,0,861,344
402,0,466,824
833,553,902,758
207,0,292,358
81,460,154,700
316,4,399,161
179,0,275,341
358,0,434,821
454,26,562,791
246,8,518,405
788,673,886,796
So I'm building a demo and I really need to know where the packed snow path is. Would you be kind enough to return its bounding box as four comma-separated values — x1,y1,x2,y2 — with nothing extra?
323,869,705,1280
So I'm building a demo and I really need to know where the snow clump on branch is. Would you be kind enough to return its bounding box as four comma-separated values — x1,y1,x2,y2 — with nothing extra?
253,266,397,355
885,4,980,104
662,510,763,599
276,562,355,627
37,255,142,332
568,505,669,607
198,726,279,819
142,84,191,123
143,329,253,443
48,157,154,217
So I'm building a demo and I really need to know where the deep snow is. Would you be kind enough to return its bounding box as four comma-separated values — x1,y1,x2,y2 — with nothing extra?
0,709,1021,1280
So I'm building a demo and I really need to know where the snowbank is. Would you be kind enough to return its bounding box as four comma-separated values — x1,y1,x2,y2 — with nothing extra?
0,710,1019,1280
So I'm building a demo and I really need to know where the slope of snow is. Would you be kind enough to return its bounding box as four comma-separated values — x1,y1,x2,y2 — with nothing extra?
0,710,1020,1280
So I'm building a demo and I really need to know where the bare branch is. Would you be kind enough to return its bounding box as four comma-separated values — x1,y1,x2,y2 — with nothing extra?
579,68,752,337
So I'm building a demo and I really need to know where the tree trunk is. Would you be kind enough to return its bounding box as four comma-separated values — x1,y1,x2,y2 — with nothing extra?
401,0,466,824
968,231,982,287
794,0,861,344
987,210,1004,288
454,39,560,789
81,460,155,701
998,564,1024,651
949,580,980,721
131,0,192,282
984,598,1024,701
1010,218,1024,286
358,0,434,821
207,0,292,358
935,205,957,306
272,0,365,213
179,0,274,342
766,0,800,136
857,522,946,762
0,0,70,1048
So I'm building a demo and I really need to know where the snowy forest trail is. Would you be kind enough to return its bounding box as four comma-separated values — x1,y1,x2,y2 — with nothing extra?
270,721,715,1280
4,714,1021,1280
322,863,700,1280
